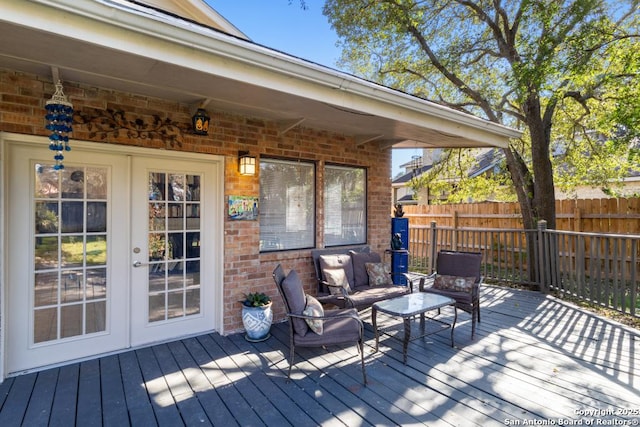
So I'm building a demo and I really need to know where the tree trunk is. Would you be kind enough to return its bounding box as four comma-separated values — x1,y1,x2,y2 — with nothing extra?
525,96,557,230
503,147,536,230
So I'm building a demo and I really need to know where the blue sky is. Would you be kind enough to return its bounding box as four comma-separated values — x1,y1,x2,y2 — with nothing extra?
205,1,415,177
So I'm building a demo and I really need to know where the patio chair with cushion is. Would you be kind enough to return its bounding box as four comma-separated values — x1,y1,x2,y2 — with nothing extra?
272,264,367,384
418,250,483,339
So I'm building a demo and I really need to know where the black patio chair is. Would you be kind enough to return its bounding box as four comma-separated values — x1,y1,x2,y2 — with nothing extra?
272,264,367,384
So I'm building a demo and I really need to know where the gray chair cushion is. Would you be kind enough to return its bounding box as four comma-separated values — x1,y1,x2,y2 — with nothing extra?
350,251,381,287
293,308,361,346
281,269,309,336
349,285,408,308
423,287,474,305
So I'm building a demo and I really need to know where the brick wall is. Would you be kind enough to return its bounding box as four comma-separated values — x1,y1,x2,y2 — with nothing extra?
1,69,393,334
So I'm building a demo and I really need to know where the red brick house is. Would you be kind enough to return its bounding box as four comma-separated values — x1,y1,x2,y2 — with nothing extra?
0,0,519,378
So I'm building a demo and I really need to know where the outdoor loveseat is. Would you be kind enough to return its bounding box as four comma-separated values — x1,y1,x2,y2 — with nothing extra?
311,245,411,310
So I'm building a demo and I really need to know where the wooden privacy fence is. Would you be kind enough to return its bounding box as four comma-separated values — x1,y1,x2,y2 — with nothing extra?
403,198,640,234
407,221,639,318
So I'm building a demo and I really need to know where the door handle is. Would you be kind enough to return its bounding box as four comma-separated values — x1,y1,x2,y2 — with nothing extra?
133,261,147,268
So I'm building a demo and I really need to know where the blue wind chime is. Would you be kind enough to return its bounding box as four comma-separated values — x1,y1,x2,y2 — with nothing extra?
45,81,73,170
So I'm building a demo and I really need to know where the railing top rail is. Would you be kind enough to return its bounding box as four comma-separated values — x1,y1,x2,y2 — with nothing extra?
543,228,640,239
412,224,640,240
411,225,536,233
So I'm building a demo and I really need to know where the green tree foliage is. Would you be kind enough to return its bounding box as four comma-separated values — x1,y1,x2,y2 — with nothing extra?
323,0,640,229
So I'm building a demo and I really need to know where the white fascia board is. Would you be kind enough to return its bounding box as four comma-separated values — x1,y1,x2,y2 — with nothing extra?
17,0,521,146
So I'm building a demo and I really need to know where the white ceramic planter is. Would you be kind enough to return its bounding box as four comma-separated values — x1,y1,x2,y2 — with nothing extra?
241,302,273,342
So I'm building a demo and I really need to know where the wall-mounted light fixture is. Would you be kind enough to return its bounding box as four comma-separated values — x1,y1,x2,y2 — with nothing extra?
238,151,257,176
192,108,210,135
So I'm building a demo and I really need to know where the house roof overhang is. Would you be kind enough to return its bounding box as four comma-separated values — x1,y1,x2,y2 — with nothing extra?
0,0,522,150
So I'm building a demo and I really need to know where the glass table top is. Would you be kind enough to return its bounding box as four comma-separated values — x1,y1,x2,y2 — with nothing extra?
373,292,455,317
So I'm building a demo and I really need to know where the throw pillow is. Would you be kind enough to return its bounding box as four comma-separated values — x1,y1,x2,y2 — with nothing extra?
365,262,393,286
319,254,355,288
350,251,382,287
302,294,324,335
433,274,476,292
324,267,351,295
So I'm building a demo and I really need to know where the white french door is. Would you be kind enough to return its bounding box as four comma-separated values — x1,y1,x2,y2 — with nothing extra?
6,142,129,373
130,156,220,346
4,137,222,374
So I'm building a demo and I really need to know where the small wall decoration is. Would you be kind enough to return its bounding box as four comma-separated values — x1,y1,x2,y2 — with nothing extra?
45,81,74,169
228,195,259,220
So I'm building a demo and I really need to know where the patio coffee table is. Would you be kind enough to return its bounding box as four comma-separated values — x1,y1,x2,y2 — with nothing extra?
372,292,457,364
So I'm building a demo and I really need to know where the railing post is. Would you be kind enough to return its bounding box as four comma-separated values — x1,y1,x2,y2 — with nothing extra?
429,221,437,273
537,220,547,292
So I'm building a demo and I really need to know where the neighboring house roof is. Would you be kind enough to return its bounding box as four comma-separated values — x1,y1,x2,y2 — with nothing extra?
469,148,503,177
393,147,503,185
133,0,248,39
0,0,521,149
392,164,433,185
396,194,418,203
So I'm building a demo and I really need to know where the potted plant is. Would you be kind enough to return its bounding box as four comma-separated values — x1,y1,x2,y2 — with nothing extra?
240,292,273,342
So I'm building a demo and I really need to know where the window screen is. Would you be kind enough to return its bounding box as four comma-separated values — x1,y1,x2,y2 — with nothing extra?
260,158,315,251
324,165,366,246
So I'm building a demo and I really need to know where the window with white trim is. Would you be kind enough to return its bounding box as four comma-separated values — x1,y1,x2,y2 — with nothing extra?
324,165,366,246
259,158,315,251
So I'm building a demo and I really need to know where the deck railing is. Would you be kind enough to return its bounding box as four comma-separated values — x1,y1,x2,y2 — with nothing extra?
408,221,639,317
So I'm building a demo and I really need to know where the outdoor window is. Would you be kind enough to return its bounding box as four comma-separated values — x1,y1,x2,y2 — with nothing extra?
324,165,366,246
260,158,315,251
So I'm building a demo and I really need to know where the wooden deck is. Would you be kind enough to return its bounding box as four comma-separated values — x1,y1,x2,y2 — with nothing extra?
1,285,638,426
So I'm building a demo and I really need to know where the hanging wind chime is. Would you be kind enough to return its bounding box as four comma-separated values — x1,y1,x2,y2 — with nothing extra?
45,81,73,170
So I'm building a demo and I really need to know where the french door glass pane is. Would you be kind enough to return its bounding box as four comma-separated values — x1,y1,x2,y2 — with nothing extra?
33,164,109,344
146,172,201,323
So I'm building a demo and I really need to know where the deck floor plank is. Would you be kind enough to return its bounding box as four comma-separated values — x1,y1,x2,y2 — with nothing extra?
152,343,212,426
177,337,240,427
135,346,186,427
0,377,14,415
76,359,103,427
118,350,157,427
0,369,37,426
0,285,638,426
21,368,58,427
100,354,130,427
194,333,268,426
49,363,79,427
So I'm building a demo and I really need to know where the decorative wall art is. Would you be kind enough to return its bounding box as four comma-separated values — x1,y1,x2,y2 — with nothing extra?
228,195,259,220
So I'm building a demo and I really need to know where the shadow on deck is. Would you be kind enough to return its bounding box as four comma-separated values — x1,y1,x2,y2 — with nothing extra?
0,285,638,426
